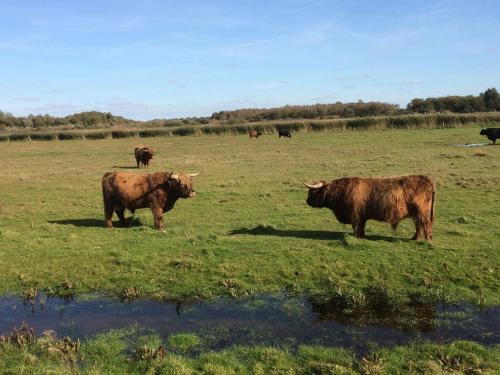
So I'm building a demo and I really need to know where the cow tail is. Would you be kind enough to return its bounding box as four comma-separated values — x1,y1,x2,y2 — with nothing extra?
430,189,435,224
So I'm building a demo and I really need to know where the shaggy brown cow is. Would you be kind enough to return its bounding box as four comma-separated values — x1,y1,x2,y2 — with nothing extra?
102,171,199,230
304,175,435,241
249,130,263,138
134,146,154,168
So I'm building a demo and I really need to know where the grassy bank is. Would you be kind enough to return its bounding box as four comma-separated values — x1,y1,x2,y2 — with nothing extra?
0,327,498,374
1,112,500,142
0,127,498,305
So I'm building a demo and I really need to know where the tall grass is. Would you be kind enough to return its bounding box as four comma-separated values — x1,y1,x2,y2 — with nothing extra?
2,112,499,142
58,132,84,140
85,131,110,140
29,133,58,141
111,130,137,139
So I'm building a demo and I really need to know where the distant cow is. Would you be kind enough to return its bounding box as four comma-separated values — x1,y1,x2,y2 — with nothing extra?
304,175,435,241
278,129,292,138
249,131,263,138
480,128,500,145
102,171,199,230
135,146,154,168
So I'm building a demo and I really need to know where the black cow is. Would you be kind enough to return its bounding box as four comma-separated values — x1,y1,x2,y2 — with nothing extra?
480,128,500,145
278,129,291,138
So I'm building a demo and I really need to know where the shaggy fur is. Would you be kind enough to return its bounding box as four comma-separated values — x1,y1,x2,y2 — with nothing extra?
134,146,155,168
102,171,196,230
479,128,499,145
248,131,263,138
305,175,435,241
278,130,292,138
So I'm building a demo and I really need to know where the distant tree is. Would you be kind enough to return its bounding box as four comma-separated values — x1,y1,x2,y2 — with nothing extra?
481,88,500,111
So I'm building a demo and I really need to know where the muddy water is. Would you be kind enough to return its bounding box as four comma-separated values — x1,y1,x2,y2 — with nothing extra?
0,294,498,353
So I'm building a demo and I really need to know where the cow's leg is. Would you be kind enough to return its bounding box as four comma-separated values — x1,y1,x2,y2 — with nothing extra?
104,203,114,228
136,160,140,168
152,206,164,230
412,218,422,240
353,220,366,238
115,208,127,227
422,217,432,242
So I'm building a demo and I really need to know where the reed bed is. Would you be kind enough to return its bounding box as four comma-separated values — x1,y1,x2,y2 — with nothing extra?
1,112,499,142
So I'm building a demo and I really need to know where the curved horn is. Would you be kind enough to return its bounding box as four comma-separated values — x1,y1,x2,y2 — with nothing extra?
303,181,324,189
187,172,199,177
170,171,179,180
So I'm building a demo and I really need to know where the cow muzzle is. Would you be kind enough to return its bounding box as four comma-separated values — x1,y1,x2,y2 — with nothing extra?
189,191,196,198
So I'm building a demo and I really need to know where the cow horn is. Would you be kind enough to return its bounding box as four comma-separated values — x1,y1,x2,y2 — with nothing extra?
170,171,179,180
303,181,324,189
187,172,199,177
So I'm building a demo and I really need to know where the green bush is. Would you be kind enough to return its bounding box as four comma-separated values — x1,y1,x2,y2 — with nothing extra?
172,127,196,136
201,126,229,135
58,132,84,140
8,133,30,141
111,130,137,139
85,131,110,140
29,132,58,141
138,129,170,138
0,135,9,142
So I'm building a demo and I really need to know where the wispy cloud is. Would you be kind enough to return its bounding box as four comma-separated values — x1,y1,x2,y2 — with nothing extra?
32,79,48,86
295,22,362,46
402,79,422,85
253,80,288,90
0,33,48,49
22,102,82,115
167,79,186,89
335,73,370,81
10,96,40,102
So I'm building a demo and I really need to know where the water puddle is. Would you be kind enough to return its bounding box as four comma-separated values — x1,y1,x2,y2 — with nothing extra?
0,294,498,354
455,142,489,147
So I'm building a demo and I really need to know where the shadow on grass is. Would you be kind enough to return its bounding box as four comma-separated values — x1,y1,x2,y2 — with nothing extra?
111,165,139,169
229,225,404,242
49,217,142,228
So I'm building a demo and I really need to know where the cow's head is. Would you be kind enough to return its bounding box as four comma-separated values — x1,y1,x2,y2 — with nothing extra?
304,181,327,208
169,172,199,198
480,129,486,135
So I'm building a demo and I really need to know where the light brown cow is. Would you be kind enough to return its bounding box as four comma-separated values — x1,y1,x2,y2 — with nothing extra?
248,130,263,138
304,175,435,241
102,171,198,230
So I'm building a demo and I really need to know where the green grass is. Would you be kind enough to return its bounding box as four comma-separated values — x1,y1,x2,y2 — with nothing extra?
0,127,498,305
0,328,498,374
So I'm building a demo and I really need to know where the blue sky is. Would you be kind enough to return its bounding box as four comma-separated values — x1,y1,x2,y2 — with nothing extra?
1,0,499,120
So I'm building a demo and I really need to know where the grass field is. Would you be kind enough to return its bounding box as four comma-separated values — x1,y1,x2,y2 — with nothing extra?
0,126,499,305
1,332,498,374
1,126,499,372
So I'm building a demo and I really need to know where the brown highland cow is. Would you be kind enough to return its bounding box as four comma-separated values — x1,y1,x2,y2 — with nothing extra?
102,171,198,230
134,146,154,168
248,130,262,138
304,175,435,241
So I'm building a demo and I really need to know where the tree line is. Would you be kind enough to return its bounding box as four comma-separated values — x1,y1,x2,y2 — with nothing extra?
0,111,137,130
1,88,498,130
406,88,500,113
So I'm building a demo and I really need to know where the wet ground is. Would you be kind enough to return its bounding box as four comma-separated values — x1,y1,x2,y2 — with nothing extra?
455,142,490,147
0,294,498,354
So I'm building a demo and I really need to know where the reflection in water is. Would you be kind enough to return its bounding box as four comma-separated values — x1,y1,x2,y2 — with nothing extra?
0,294,498,354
